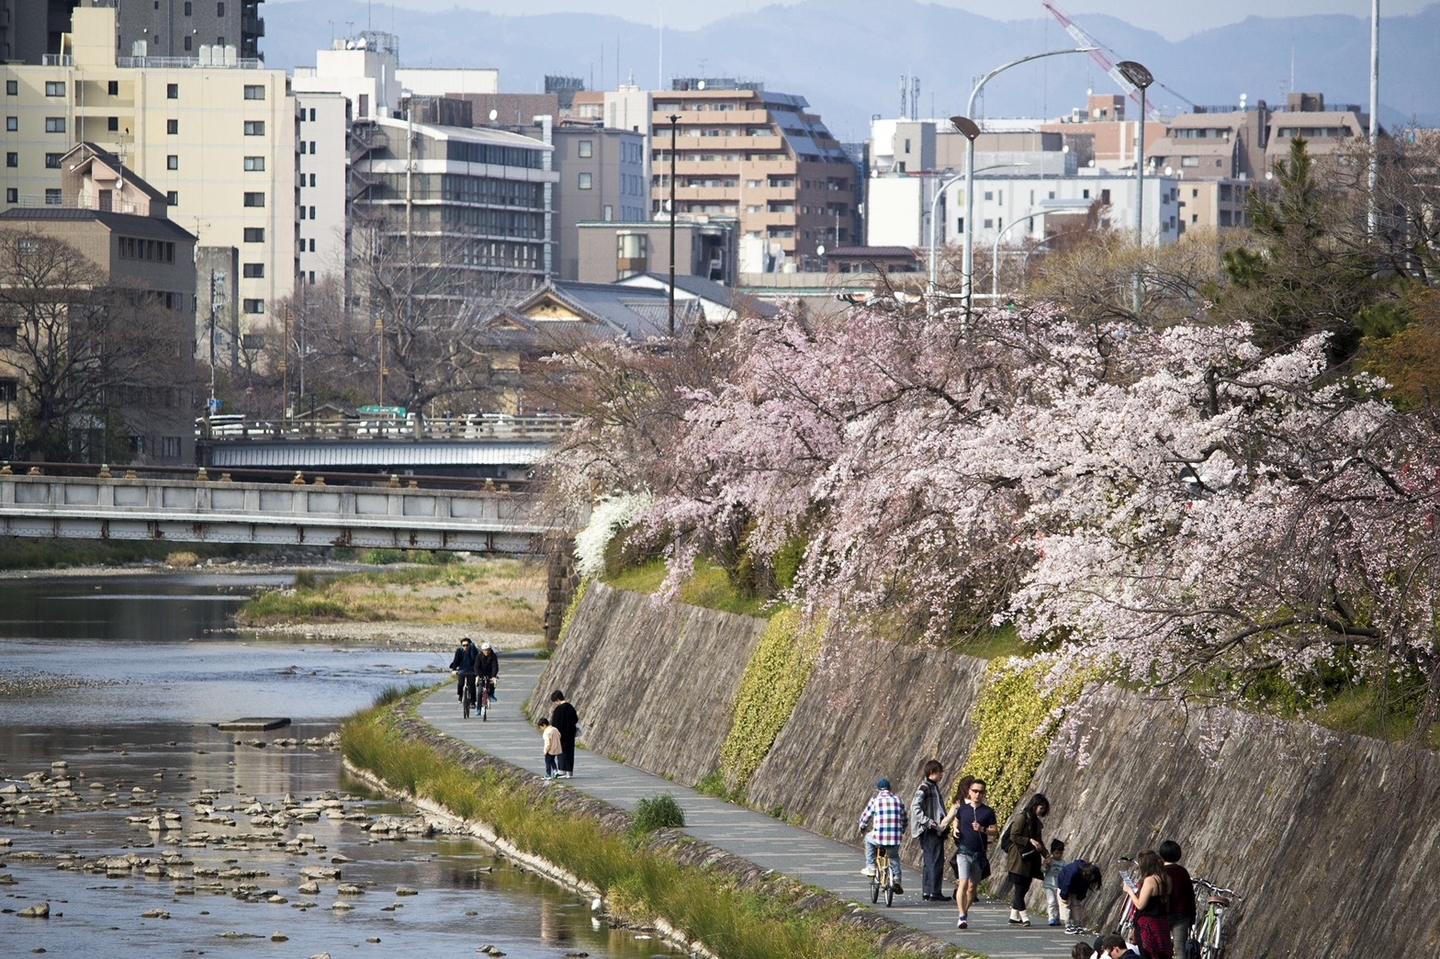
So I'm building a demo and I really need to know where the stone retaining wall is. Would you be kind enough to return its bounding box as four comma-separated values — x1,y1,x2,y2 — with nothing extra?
533,583,1440,959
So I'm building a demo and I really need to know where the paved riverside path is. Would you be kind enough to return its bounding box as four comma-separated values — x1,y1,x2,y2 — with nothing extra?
417,653,1084,959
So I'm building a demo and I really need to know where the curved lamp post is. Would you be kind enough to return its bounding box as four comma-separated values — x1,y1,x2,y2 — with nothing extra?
991,201,1091,298
926,116,979,318
961,47,1094,317
1116,60,1153,314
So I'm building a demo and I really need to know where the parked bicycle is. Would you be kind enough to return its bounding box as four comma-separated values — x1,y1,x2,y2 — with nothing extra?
870,846,898,907
1115,856,1137,943
1191,878,1239,959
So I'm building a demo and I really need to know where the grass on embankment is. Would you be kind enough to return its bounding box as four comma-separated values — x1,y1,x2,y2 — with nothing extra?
236,558,546,633
342,691,952,959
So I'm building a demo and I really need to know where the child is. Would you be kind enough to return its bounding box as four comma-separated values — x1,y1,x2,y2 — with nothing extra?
1058,857,1104,935
539,717,562,779
1044,838,1069,926
858,778,908,896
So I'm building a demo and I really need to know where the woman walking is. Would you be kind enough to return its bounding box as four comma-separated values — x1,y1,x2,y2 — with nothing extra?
1003,792,1051,926
1122,849,1174,958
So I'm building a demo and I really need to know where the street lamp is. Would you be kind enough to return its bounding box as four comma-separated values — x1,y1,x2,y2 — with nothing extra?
926,117,979,317
1117,59,1153,313
962,47,1094,317
990,201,1091,298
667,113,680,336
928,155,1030,315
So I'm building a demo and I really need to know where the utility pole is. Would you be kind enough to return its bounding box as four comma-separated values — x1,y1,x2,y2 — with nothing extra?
668,113,680,336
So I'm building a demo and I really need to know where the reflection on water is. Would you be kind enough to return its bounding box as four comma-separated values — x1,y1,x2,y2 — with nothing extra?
0,572,679,959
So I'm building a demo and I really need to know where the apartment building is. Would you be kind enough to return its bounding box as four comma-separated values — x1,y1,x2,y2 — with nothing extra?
294,33,558,297
113,0,266,61
1,4,295,356
651,78,857,272
550,124,647,280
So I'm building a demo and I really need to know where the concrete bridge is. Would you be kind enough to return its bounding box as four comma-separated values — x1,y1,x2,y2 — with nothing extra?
0,468,559,554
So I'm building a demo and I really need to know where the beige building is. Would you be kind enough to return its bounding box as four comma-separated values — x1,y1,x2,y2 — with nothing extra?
1,3,295,349
0,143,198,464
651,79,857,272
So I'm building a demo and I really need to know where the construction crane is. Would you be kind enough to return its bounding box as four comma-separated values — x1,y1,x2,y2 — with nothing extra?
1043,1,1192,117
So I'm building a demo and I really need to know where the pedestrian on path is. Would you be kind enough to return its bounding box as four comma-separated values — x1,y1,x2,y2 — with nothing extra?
1057,857,1104,934
1159,840,1195,959
549,690,580,778
539,718,562,779
911,759,956,901
1044,837,1069,926
1003,791,1052,927
1123,849,1174,958
953,777,996,929
858,778,907,895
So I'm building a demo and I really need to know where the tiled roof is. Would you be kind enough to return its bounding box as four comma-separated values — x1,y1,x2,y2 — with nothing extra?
0,207,196,241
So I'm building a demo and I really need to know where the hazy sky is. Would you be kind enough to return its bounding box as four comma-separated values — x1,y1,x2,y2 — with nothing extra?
272,1,1428,40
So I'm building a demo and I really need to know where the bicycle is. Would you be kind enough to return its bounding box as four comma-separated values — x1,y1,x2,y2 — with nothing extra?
455,671,478,719
1115,856,1137,944
870,846,898,907
1191,878,1238,959
477,677,496,721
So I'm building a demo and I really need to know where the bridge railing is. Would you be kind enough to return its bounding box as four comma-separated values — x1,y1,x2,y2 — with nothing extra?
197,412,580,443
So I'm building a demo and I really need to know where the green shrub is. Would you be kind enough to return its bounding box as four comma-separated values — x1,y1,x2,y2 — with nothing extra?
717,609,822,792
631,793,686,834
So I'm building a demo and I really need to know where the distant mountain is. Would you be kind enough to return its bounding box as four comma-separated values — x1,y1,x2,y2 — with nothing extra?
264,0,1440,139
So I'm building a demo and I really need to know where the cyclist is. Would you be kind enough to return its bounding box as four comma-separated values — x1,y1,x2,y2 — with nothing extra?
858,778,907,896
475,640,500,706
448,637,479,706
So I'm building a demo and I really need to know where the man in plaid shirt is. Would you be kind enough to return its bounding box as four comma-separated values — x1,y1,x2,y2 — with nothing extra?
859,778,908,894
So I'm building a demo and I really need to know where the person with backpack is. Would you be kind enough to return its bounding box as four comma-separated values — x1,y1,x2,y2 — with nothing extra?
910,759,957,901
1002,792,1052,927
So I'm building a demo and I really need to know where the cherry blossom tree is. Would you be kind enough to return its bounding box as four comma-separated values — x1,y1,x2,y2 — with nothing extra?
547,301,1440,738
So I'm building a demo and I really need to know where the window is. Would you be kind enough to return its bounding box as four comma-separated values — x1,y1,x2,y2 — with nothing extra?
578,139,593,158
309,173,316,187
242,299,264,315
45,81,65,97
4,189,15,204
309,238,316,252
45,117,66,133
243,192,265,207
578,172,593,190
243,227,265,243
5,81,16,96
242,263,265,278
45,189,61,205
243,120,265,136
108,80,119,95
309,141,316,153
167,190,179,205
243,85,265,100
3,118,12,131
184,36,192,51
298,141,306,154
45,153,62,168
167,119,179,135
162,436,181,459
308,206,315,219
184,0,192,12
217,1,225,14
243,156,265,171
309,108,316,121
298,206,306,220
167,154,179,170
167,83,179,99
4,153,14,168
108,116,119,131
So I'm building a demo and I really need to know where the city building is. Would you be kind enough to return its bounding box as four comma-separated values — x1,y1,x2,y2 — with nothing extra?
549,124,648,280
651,78,858,273
575,218,736,286
0,142,198,464
113,0,267,61
1,4,296,362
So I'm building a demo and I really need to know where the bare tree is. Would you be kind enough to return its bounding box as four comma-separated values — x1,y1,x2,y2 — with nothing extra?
0,229,197,462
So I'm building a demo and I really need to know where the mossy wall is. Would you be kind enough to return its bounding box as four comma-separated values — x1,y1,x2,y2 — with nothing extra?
531,584,1440,959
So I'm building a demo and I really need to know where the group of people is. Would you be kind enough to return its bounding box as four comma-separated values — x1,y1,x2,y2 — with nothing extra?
447,636,500,714
445,638,581,780
862,760,1197,958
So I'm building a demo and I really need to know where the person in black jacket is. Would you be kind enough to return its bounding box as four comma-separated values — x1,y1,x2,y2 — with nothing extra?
448,637,479,705
1058,858,1104,934
548,689,579,778
475,641,500,710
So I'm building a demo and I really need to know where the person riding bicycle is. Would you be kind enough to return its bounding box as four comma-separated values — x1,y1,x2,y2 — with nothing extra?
859,778,907,896
475,640,500,703
448,637,480,704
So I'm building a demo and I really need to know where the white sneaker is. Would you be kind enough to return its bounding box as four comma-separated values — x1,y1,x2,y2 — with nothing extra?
861,865,876,877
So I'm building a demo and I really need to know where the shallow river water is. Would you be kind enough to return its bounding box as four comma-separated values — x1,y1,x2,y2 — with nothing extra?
0,570,680,959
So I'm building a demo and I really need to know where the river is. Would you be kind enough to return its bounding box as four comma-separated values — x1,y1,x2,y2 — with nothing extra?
0,568,680,959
